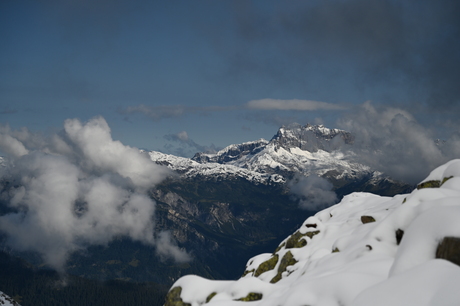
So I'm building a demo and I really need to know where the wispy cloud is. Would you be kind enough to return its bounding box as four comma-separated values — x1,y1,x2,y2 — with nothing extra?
120,104,234,121
163,131,219,157
246,99,346,111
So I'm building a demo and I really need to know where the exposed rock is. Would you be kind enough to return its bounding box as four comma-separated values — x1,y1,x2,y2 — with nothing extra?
417,180,441,189
286,231,307,249
206,292,217,303
254,254,279,277
242,269,254,277
436,237,460,266
441,176,454,186
396,229,404,245
361,215,376,224
164,287,191,306
270,251,298,283
237,292,263,302
274,242,286,254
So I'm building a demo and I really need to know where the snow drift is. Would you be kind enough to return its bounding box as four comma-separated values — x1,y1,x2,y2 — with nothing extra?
166,159,460,306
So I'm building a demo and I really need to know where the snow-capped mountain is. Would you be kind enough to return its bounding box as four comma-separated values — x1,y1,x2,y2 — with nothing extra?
165,159,460,306
151,124,389,185
148,151,284,185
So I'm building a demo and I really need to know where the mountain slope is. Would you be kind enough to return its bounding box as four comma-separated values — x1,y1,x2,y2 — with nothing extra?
165,159,460,306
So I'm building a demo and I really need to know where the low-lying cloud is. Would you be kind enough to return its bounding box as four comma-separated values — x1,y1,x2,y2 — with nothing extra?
0,116,190,272
288,174,337,211
246,99,345,111
337,102,460,184
163,131,219,157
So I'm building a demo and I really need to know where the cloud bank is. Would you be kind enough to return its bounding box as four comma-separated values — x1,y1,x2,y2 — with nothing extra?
337,102,460,184
288,174,337,210
0,116,190,272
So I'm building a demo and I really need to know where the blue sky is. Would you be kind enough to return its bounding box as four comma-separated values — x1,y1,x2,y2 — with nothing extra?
1,0,459,157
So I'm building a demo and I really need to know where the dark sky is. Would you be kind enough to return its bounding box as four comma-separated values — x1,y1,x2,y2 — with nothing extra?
1,0,459,156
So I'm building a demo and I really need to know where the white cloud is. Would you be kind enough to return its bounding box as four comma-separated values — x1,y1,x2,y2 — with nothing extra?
246,99,346,111
288,174,337,210
337,102,460,184
0,117,190,272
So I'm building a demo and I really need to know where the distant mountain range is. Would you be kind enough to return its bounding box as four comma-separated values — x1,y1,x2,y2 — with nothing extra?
149,123,411,196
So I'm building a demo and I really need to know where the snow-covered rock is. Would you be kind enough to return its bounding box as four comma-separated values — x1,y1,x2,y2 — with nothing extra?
165,159,460,306
0,291,20,306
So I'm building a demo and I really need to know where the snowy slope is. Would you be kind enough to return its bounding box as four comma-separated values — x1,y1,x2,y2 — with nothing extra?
148,151,284,184
165,159,460,306
0,291,20,306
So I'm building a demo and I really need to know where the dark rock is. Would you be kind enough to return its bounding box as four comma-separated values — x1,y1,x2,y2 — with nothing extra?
361,216,376,224
436,237,460,267
395,229,404,245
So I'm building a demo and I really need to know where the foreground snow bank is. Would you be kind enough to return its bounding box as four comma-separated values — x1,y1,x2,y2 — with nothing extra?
165,160,460,306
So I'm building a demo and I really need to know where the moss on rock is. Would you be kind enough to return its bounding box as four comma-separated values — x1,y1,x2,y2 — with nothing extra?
361,215,376,224
254,254,279,277
274,242,286,253
270,251,298,283
285,230,320,249
238,292,263,301
417,180,441,189
206,292,217,303
305,230,320,239
242,268,255,277
441,176,454,186
285,231,306,249
164,287,191,306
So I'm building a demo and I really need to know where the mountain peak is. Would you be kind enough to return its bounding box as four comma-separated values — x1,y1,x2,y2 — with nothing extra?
271,123,353,152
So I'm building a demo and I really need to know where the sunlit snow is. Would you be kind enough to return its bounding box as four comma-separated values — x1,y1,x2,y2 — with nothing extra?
167,159,460,306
